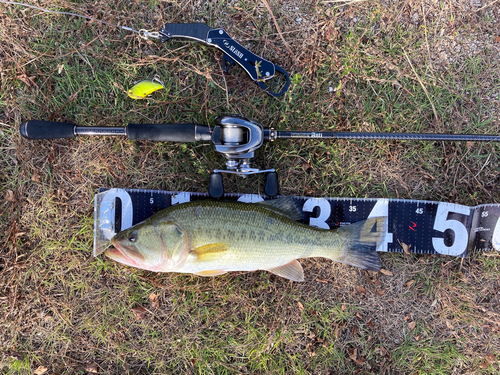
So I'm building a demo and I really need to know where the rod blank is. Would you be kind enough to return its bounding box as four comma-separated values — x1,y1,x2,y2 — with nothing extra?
267,130,500,143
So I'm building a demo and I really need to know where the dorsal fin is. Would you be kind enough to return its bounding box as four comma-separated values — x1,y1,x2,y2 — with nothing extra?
257,197,302,221
266,260,304,282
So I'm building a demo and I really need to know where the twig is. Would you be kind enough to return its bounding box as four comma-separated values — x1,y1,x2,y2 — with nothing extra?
473,0,499,12
421,2,437,82
403,48,439,123
321,0,368,4
261,0,298,64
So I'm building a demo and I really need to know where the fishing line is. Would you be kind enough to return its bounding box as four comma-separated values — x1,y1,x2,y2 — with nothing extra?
0,0,159,39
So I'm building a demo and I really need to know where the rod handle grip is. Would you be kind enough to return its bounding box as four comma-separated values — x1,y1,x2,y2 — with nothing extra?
20,120,75,139
126,123,211,142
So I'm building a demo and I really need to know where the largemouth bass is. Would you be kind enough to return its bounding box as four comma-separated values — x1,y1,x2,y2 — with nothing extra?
106,197,387,281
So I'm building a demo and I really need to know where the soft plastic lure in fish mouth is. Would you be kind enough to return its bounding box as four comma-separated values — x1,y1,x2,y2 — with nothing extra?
127,76,165,99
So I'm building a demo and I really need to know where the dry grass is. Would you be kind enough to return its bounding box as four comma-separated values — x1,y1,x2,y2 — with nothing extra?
1,0,500,374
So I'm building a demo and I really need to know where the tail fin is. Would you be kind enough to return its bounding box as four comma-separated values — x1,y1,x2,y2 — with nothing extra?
334,217,387,271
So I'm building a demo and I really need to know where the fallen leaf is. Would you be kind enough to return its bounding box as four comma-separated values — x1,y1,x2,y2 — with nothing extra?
353,357,366,366
34,366,48,375
149,293,159,308
405,280,415,288
31,170,41,183
479,361,490,369
380,269,393,276
494,35,500,43
85,363,99,373
446,320,454,329
351,326,358,337
408,321,416,330
5,190,16,202
466,141,475,150
376,290,385,296
297,301,304,311
458,271,468,283
414,335,422,341
324,26,339,41
17,74,36,87
348,347,357,360
431,299,438,308
357,285,366,294
367,318,374,328
485,354,497,362
400,242,411,255
131,305,148,320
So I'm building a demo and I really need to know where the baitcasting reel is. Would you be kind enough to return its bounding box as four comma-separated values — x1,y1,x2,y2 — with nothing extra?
209,115,278,198
19,115,280,198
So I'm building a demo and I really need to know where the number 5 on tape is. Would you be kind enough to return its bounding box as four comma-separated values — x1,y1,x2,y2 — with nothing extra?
431,203,471,256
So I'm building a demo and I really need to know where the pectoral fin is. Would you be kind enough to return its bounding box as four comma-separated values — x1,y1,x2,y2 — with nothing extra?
195,269,227,277
266,260,304,282
193,243,229,261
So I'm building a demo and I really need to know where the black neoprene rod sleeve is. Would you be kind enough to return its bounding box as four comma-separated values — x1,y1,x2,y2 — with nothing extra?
20,120,75,139
126,123,211,142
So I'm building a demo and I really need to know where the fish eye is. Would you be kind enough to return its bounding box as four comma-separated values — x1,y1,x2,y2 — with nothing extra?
128,233,138,242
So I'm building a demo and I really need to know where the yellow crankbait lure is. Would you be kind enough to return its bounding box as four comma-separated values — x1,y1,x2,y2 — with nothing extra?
127,77,164,99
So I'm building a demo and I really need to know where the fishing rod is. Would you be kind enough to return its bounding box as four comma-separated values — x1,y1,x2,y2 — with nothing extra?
20,116,500,198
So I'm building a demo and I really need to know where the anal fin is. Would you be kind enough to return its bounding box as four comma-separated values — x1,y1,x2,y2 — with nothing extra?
266,260,304,282
195,269,227,277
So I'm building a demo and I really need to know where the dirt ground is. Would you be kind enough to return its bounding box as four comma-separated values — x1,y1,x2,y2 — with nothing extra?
1,0,500,374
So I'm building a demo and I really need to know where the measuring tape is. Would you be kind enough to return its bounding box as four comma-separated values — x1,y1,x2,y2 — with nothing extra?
93,188,500,258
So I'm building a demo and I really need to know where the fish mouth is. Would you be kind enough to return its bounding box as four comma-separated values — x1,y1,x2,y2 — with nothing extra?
104,246,128,263
106,239,144,267
104,245,136,266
